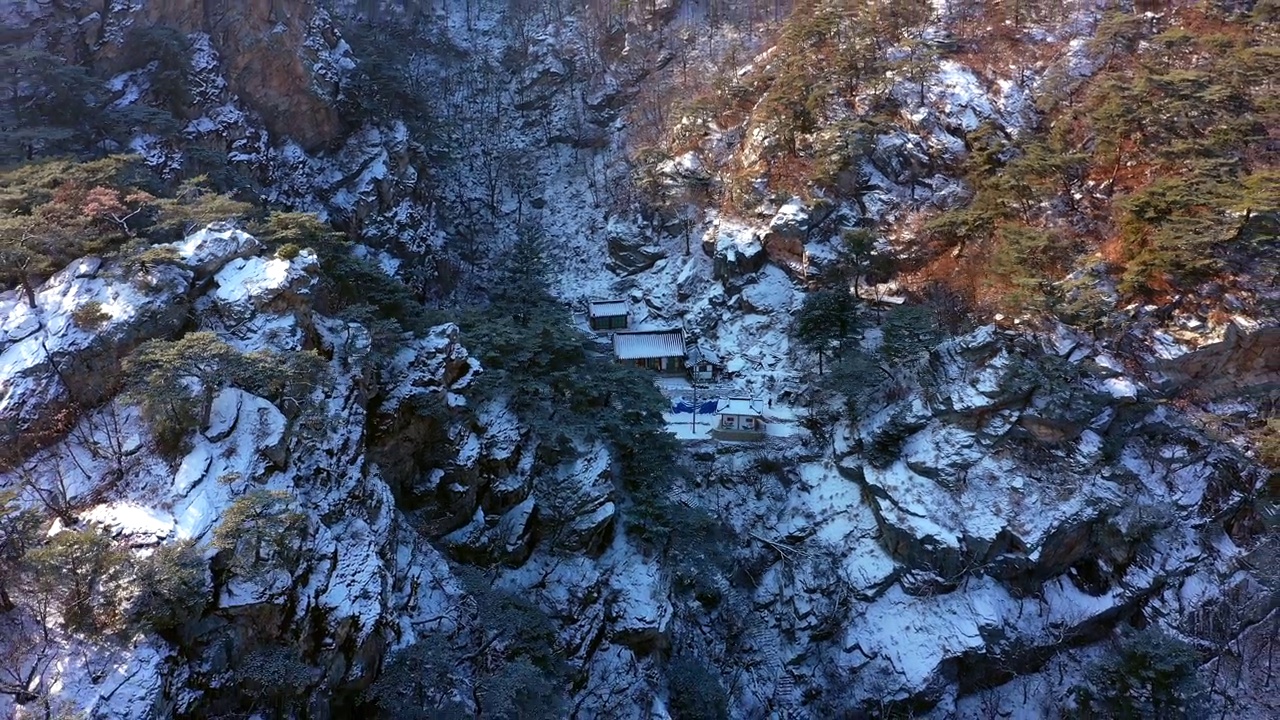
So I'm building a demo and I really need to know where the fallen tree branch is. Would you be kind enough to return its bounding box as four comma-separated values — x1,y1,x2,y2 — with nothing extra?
749,532,806,559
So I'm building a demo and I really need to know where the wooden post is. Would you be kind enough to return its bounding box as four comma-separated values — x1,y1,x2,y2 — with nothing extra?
691,381,698,435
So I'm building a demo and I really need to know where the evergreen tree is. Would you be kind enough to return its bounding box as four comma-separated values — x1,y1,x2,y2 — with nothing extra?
991,222,1067,304
491,225,555,311
369,633,465,718
1116,171,1233,294
462,227,590,427
0,156,153,295
371,581,567,719
149,176,256,241
795,289,857,374
477,658,563,719
212,491,310,580
837,228,876,297
256,211,437,344
0,490,41,612
23,527,128,635
825,349,888,418
122,332,281,450
339,20,443,146
122,26,195,116
667,655,729,720
0,49,105,161
252,211,343,253
881,305,941,363
126,539,211,638
1075,628,1206,719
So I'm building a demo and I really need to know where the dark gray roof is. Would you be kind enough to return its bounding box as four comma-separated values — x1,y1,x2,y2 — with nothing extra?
612,329,685,360
687,343,721,365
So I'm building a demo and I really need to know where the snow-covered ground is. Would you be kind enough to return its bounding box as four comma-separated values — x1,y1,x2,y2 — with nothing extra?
4,0,1277,717
0,227,473,720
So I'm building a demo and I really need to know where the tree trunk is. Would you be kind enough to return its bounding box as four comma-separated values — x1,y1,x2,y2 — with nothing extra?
201,387,215,429
20,274,36,309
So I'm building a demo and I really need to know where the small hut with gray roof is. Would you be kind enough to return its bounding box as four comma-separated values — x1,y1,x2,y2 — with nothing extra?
713,397,766,441
587,299,630,332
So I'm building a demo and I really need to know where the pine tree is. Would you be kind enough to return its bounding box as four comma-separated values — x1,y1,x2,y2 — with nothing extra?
491,225,554,312
126,539,211,637
122,333,273,449
881,304,941,363
0,490,41,612
667,655,729,720
23,527,128,635
150,176,256,241
213,491,310,580
837,228,876,296
795,289,857,374
0,49,105,162
1075,628,1205,719
122,26,194,116
991,221,1067,304
0,156,153,293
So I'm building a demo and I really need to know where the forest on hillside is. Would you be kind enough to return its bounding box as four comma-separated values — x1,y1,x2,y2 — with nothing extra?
1,0,1278,717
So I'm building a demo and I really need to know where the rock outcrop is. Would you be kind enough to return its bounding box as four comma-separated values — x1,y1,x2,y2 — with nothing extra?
1157,323,1280,400
0,226,473,719
608,227,668,276
115,0,345,150
659,322,1268,718
0,258,192,464
702,219,766,281
13,0,347,150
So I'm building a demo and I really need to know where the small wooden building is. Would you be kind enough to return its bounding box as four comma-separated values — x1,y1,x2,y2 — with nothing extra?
588,299,630,331
686,343,721,382
612,328,686,373
713,397,766,441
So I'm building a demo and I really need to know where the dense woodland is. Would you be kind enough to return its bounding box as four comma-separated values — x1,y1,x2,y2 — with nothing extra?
0,0,1278,717
633,0,1279,310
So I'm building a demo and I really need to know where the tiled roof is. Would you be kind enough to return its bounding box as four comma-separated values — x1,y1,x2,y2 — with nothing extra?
718,397,764,416
612,329,685,360
588,299,629,318
688,343,721,365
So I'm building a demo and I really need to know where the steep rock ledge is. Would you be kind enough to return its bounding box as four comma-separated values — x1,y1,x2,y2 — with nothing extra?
0,259,192,465
664,320,1268,717
0,225,472,720
1155,324,1280,400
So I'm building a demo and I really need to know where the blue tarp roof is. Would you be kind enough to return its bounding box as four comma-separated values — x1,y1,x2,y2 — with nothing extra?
671,398,720,415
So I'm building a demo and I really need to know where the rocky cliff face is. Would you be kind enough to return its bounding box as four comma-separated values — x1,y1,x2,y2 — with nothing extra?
0,223,682,719
0,226,473,719
3,1,1279,719
655,321,1270,717
3,226,1272,719
1156,324,1280,400
11,0,344,150
0,256,192,465
7,0,441,268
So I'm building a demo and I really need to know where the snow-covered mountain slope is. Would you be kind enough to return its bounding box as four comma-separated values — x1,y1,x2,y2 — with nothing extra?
4,229,1272,716
2,1,1279,718
0,227,473,718
385,1,1278,716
